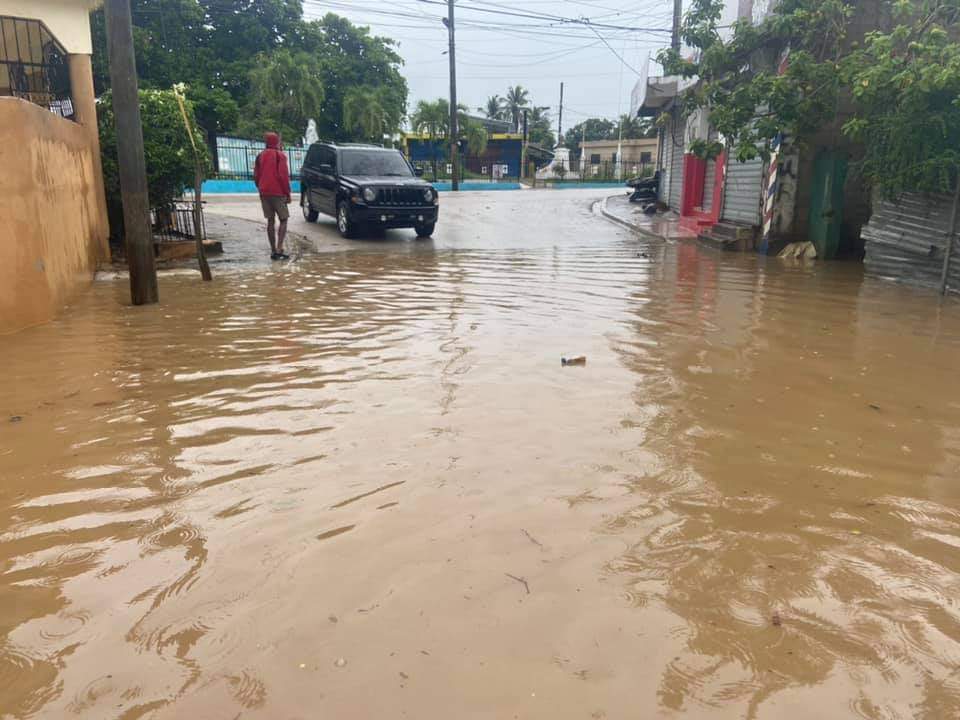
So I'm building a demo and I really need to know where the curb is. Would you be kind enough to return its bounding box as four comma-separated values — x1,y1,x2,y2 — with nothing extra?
598,195,667,241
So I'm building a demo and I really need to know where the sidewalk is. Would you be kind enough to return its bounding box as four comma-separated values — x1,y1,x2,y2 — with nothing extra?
600,193,697,242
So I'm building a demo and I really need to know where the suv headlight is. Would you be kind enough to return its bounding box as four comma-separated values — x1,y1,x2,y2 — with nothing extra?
423,187,434,203
362,187,377,203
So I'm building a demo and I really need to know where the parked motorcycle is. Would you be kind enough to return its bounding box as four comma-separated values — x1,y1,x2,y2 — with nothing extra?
626,171,660,215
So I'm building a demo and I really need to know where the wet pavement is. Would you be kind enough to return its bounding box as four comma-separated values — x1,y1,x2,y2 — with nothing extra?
602,192,698,242
3,189,960,719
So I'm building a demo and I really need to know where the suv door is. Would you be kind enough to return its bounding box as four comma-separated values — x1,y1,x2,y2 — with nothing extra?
302,144,323,211
317,147,338,216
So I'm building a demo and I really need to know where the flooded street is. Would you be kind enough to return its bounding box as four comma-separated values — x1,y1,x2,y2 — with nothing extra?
3,189,960,719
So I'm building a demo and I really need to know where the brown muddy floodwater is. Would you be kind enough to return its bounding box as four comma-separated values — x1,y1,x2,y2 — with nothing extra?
2,191,960,719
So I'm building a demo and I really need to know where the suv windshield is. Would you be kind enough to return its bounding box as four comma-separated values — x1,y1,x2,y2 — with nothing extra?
340,150,413,177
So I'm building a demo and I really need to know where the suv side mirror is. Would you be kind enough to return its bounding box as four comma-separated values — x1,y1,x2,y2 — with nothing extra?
414,166,424,177
319,163,334,175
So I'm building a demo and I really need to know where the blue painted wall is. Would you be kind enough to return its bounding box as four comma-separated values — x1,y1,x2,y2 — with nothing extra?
202,179,520,194
406,138,523,178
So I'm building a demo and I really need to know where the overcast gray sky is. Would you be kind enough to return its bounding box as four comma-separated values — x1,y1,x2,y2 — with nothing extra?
301,0,684,132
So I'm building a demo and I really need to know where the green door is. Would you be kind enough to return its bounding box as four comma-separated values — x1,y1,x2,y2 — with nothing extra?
808,150,848,259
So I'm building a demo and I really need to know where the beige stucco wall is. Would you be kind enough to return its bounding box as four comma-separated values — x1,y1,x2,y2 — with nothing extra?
0,97,109,334
581,138,660,166
0,0,100,54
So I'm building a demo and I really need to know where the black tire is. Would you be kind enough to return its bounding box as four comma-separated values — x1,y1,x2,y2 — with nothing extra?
301,191,319,222
336,200,357,238
415,222,436,238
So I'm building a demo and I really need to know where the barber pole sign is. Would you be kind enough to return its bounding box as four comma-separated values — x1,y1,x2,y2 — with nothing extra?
759,47,791,253
760,133,782,252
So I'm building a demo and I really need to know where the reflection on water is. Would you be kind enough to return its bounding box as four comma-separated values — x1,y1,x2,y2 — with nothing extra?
2,206,960,717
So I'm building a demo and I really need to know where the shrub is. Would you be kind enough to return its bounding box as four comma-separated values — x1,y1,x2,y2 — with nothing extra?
98,88,208,241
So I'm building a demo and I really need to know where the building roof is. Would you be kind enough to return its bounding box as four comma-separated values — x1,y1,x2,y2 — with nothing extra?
580,138,658,148
466,114,513,134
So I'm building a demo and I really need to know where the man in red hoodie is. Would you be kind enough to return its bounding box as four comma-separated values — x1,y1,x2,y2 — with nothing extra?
253,132,292,260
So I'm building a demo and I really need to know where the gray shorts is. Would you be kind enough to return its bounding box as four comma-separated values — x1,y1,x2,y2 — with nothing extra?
260,195,290,222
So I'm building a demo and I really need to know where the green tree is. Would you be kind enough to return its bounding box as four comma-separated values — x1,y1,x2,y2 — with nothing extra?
237,48,325,142
91,5,407,145
618,114,657,139
527,106,555,148
411,98,451,138
504,85,530,131
411,98,452,177
98,88,209,240
658,0,960,197
563,118,618,155
841,1,960,195
480,95,505,120
343,86,395,144
657,0,858,161
462,119,489,156
299,13,408,142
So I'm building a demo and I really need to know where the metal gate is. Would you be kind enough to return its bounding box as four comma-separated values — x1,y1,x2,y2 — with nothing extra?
663,115,685,211
722,156,764,225
862,191,960,292
702,158,717,213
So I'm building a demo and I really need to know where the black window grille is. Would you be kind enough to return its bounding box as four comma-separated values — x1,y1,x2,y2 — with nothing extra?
0,16,73,119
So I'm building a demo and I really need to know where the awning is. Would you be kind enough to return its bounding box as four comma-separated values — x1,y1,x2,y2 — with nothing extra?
526,143,555,163
632,75,679,118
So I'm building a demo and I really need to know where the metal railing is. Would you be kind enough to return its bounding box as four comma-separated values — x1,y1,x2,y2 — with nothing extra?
151,200,205,243
538,159,655,183
214,136,307,180
410,156,522,184
0,16,73,119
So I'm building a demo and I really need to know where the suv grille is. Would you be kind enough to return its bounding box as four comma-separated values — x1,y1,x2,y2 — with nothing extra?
376,187,426,206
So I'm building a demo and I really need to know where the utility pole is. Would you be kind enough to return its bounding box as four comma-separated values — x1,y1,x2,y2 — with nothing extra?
557,82,564,145
105,0,158,305
672,0,683,52
445,1,459,191
940,179,960,294
522,109,528,181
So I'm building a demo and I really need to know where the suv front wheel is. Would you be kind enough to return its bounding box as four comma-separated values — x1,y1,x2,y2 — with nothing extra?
415,222,436,238
301,190,319,222
337,200,357,239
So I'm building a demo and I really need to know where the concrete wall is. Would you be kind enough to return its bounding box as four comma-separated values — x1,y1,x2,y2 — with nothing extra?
0,97,109,334
0,0,99,54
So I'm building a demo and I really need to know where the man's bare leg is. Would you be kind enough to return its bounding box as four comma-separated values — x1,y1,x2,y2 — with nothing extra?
266,217,277,255
277,219,288,255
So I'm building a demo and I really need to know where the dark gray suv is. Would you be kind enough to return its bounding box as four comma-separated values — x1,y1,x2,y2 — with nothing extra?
300,143,439,238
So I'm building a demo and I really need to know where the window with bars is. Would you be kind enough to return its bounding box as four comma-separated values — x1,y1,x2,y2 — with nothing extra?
0,16,74,119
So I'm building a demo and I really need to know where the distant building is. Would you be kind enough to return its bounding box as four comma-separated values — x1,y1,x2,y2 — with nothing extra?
579,138,658,178
1,0,109,333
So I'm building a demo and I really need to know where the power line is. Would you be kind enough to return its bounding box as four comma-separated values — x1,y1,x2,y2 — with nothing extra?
412,0,672,33
303,2,663,40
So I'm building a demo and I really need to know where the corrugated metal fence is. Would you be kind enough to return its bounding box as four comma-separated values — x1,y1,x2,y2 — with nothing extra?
862,191,960,293
722,156,765,226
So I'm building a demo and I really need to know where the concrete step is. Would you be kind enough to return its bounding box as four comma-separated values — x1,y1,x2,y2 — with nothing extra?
698,223,757,252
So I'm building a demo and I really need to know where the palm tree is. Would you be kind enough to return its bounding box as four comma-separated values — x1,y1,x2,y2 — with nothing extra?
411,99,468,178
343,86,387,143
462,119,488,157
480,95,504,120
411,99,447,179
411,98,449,138
504,85,530,132
245,49,325,140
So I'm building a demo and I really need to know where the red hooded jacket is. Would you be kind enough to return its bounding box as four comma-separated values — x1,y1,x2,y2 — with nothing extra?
253,132,291,199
